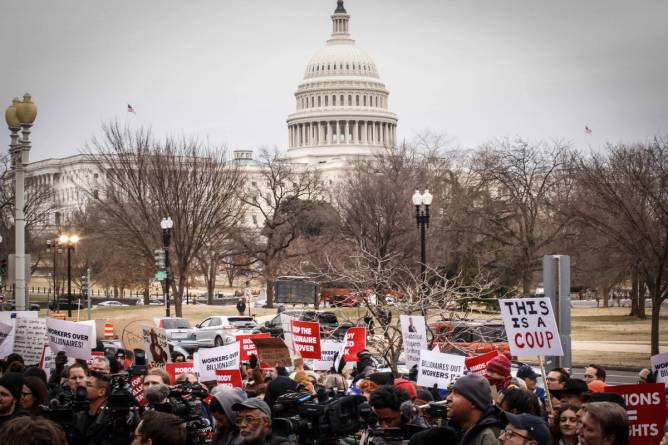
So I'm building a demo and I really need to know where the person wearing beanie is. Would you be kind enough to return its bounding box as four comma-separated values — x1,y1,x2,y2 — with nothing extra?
485,355,512,395
0,373,28,427
587,380,606,393
23,366,48,386
446,374,502,445
394,378,417,401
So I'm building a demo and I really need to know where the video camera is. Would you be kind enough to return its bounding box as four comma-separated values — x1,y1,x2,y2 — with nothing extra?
148,382,213,445
272,391,369,444
40,384,90,444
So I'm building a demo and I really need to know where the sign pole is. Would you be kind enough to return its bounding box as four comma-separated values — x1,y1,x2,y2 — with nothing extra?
538,355,554,413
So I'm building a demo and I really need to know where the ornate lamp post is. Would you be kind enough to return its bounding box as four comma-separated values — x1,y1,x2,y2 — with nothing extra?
412,189,433,287
59,234,79,317
5,94,37,311
161,217,173,317
46,238,63,311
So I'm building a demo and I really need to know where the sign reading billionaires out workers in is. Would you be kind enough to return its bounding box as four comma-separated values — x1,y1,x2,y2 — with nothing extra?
417,349,466,388
500,297,563,357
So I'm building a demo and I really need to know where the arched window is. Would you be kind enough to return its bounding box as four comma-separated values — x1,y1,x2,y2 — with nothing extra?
325,96,329,106
356,95,360,106
311,97,314,107
333,95,336,106
348,95,352,105
363,96,367,106
318,96,322,107
340,94,344,105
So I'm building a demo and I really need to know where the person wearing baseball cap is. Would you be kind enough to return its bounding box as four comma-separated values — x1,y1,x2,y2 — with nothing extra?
232,399,291,445
446,374,503,444
500,412,551,445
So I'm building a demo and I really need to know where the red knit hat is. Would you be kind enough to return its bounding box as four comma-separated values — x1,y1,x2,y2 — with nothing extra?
486,354,511,377
394,378,417,400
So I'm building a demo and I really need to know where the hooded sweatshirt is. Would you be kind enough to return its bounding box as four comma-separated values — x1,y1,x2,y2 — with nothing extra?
212,387,248,445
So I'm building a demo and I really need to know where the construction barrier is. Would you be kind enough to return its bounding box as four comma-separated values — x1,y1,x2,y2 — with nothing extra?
104,321,114,339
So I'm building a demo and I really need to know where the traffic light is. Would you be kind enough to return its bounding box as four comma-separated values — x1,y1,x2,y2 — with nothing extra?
0,259,6,274
154,249,166,270
80,275,89,297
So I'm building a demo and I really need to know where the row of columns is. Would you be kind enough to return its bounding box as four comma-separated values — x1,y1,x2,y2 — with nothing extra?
289,120,396,148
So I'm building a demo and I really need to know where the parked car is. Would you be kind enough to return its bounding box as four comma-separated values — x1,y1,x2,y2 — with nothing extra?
195,316,258,347
429,319,510,355
49,298,84,311
97,300,129,307
254,310,353,339
155,317,198,353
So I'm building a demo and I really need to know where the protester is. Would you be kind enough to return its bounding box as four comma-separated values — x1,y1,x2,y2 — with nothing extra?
23,367,48,386
516,365,546,401
498,388,541,416
0,373,28,426
20,376,48,416
352,350,376,383
485,354,513,395
132,410,187,445
550,404,580,445
173,351,187,363
446,373,502,444
500,412,551,445
176,372,199,384
552,379,588,407
577,401,629,445
263,375,298,408
67,362,89,392
369,385,411,428
232,398,293,445
237,299,247,316
74,371,112,445
89,356,111,374
143,368,171,390
638,368,652,384
587,380,606,393
210,387,247,445
583,365,606,384
358,379,380,400
546,368,570,390
0,416,68,445
394,377,418,401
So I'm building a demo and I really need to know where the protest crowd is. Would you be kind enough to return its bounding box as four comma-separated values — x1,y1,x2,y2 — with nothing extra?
0,303,667,445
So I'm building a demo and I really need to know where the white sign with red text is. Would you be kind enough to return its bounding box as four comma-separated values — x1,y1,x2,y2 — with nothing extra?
499,297,563,356
291,320,321,359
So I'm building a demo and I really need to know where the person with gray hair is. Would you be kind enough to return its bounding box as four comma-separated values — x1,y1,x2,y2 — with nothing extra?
89,356,111,374
577,401,629,445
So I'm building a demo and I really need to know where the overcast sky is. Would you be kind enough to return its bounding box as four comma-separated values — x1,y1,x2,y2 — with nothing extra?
1,0,667,161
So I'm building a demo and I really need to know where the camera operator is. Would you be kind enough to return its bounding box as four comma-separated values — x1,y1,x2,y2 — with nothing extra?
74,371,112,445
232,398,294,445
369,386,426,429
143,368,171,390
144,383,171,407
445,374,502,445
131,410,186,445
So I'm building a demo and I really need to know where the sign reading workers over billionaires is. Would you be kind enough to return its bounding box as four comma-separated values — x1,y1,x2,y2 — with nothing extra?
499,297,563,357
194,342,240,383
291,320,321,359
417,349,466,388
46,317,94,360
650,352,668,387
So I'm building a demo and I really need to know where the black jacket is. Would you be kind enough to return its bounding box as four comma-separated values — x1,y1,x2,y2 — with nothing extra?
453,405,503,445
0,404,29,428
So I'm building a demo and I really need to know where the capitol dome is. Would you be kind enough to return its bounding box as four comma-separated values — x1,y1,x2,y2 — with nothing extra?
286,1,398,163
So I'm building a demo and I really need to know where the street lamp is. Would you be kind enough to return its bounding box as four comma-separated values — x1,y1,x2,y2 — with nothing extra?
59,234,79,317
46,238,63,311
161,217,173,317
412,189,433,288
5,94,37,311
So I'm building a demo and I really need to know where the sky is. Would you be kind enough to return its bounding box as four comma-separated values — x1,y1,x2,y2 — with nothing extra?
1,0,667,161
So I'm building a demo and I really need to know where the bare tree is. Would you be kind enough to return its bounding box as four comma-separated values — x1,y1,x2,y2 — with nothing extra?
84,122,244,316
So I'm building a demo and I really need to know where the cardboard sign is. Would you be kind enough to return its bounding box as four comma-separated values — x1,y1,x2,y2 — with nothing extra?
142,326,170,367
14,316,48,365
417,349,466,388
251,337,292,367
46,317,94,360
465,351,500,376
604,384,667,445
215,369,243,388
0,311,37,358
194,342,240,382
313,340,342,371
499,298,563,356
400,315,428,369
0,321,13,347
236,333,271,361
341,327,367,362
130,375,145,406
165,362,197,385
650,352,668,387
291,320,321,359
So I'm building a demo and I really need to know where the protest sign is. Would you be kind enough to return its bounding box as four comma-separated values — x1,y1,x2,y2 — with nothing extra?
417,349,466,388
216,369,243,388
251,337,292,367
236,333,271,361
194,342,240,382
312,340,342,371
78,320,97,347
0,321,13,347
130,375,145,406
142,326,170,367
650,352,668,387
14,316,48,365
39,345,53,373
465,351,500,376
165,362,197,385
499,297,563,356
341,327,367,362
0,311,37,358
46,317,94,360
605,384,667,445
290,320,321,359
400,315,427,368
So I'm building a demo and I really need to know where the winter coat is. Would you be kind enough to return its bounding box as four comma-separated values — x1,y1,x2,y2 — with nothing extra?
456,406,502,445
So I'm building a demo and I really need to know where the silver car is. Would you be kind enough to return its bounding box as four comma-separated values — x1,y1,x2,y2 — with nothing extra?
195,316,259,348
156,317,199,353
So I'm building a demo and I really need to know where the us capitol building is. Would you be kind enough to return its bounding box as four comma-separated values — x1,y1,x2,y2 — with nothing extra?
24,1,398,227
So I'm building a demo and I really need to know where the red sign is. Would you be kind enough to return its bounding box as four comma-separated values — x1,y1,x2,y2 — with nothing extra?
215,369,243,388
165,362,197,385
290,320,321,359
464,351,500,376
604,384,667,445
130,375,145,406
342,327,366,362
236,333,271,361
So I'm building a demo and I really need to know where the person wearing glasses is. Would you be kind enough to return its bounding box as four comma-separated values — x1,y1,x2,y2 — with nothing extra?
232,399,294,445
499,412,551,445
20,376,48,416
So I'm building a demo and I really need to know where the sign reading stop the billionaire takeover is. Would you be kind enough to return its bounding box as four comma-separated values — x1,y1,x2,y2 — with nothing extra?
604,384,667,445
290,320,321,359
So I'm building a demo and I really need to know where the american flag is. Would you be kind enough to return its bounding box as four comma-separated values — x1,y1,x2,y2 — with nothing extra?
585,126,592,134
127,104,136,114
